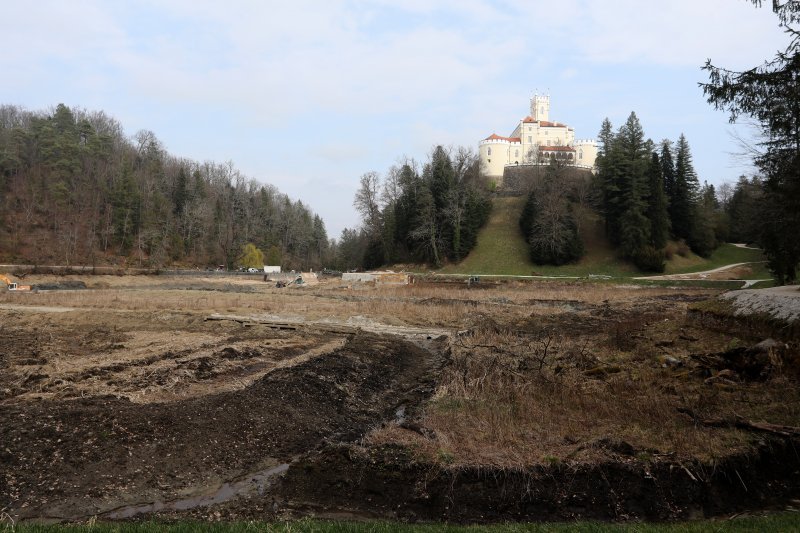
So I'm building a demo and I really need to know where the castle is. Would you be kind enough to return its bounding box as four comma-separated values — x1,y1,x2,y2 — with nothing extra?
478,94,597,185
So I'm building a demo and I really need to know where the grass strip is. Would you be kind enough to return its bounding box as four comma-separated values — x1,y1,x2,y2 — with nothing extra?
10,513,800,533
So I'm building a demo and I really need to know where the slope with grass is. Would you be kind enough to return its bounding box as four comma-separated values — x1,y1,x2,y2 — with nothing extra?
663,243,767,276
439,197,532,276
440,196,637,277
439,197,768,280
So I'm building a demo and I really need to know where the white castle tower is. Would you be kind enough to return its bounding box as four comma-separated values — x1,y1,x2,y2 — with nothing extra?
478,93,597,185
530,93,550,122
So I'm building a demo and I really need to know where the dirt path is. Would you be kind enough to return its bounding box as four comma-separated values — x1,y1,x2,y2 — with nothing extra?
635,261,770,287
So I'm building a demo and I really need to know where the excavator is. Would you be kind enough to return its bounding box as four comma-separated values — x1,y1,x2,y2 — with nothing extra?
0,273,34,291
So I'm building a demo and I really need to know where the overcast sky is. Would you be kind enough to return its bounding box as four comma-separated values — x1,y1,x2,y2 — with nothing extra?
1,1,789,237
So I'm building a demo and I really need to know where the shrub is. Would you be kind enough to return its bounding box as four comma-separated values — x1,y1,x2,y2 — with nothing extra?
633,245,666,272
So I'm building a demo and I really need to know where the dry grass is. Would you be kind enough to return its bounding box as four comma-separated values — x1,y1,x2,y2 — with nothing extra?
5,273,796,469
369,298,799,468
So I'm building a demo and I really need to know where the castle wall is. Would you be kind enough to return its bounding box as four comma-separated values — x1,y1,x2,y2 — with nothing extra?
574,140,598,168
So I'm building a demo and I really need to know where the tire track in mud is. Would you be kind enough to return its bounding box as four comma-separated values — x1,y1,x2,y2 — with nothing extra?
0,331,450,522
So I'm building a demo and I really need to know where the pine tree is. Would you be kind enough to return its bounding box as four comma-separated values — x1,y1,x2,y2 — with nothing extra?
646,152,670,249
595,118,620,238
671,134,699,243
614,112,650,251
660,140,676,228
702,1,800,283
689,182,719,257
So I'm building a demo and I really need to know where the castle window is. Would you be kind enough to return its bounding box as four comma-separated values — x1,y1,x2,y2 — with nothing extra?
515,149,519,157
579,151,583,160
528,136,532,143
487,147,492,156
540,106,544,115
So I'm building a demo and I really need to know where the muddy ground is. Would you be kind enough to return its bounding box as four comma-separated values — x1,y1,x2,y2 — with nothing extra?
1,274,798,524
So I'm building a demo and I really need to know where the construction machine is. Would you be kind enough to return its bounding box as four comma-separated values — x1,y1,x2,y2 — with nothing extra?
0,273,33,291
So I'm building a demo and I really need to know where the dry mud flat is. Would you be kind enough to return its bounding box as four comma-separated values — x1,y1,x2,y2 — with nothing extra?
1,275,799,524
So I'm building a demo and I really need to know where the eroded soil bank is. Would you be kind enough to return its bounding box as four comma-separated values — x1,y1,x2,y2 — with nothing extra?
276,438,800,523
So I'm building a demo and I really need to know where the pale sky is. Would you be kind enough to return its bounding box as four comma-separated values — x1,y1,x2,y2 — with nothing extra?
0,1,789,237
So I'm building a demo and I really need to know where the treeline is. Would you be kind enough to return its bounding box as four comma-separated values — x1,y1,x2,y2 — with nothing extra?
594,112,723,271
338,146,491,270
701,1,800,284
0,104,331,269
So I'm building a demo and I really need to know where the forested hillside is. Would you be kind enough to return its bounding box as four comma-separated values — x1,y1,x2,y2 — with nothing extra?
0,104,330,269
340,146,492,270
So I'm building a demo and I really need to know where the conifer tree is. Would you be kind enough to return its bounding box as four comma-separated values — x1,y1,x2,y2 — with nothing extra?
595,118,620,238
671,134,699,242
660,140,676,226
702,1,800,283
615,112,650,253
689,182,719,257
646,152,670,249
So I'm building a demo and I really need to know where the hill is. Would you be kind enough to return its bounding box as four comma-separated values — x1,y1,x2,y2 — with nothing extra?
440,196,766,279
0,103,330,270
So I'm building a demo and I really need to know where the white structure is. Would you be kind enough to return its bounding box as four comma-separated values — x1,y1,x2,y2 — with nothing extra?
342,271,410,285
263,265,281,274
479,94,598,184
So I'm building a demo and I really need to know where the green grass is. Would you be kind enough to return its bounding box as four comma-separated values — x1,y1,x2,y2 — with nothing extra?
439,197,533,276
9,513,800,532
664,243,767,276
440,197,636,278
439,197,770,282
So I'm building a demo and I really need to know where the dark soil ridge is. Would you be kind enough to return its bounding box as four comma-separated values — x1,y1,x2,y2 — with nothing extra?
0,332,448,523
277,438,800,523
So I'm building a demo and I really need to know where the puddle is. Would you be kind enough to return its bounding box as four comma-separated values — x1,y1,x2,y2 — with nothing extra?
104,463,290,519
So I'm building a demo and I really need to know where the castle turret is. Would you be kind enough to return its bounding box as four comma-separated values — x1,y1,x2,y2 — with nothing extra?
530,93,550,122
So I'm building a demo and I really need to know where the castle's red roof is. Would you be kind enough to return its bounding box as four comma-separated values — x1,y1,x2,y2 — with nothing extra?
521,117,566,127
484,133,521,142
540,145,575,152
